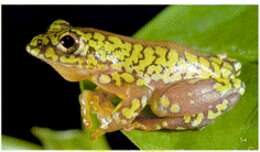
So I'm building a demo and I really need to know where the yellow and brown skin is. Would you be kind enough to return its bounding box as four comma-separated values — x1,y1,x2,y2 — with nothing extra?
26,19,245,138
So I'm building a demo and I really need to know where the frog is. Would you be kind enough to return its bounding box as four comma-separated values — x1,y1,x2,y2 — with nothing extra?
26,19,245,138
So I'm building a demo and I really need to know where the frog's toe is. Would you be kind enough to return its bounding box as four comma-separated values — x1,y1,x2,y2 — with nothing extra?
91,128,105,140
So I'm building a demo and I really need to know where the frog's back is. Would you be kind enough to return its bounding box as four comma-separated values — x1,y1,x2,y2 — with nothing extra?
78,27,242,86
121,44,241,85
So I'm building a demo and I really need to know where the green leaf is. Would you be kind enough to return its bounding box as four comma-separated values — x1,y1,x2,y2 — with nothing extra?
32,81,109,150
31,127,110,150
2,135,42,150
120,5,258,149
135,5,258,62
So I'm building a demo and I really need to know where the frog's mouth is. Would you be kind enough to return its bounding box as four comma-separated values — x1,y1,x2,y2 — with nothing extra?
47,61,93,82
26,44,92,82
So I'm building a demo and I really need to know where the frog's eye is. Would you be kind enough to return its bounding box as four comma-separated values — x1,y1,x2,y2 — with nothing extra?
61,35,75,48
58,34,79,54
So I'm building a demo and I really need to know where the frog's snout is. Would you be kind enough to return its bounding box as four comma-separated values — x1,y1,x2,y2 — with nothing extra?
26,42,41,58
26,44,31,53
26,35,46,58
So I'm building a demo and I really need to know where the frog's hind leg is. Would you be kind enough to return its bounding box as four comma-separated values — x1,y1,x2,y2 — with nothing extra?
124,114,210,131
150,78,244,118
136,78,245,131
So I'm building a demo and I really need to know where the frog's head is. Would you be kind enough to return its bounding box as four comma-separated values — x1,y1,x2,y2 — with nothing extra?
26,19,106,82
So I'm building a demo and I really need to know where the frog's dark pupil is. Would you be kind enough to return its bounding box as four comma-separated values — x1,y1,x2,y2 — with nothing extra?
60,35,75,48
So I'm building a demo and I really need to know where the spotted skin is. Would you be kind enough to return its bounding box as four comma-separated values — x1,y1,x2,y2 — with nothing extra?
26,20,245,138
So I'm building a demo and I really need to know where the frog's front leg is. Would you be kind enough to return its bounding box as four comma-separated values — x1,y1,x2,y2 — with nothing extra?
81,74,152,138
80,88,128,138
79,88,115,130
124,78,245,131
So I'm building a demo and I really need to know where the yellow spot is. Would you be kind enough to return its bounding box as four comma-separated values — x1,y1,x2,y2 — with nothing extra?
162,68,174,83
221,68,232,78
60,55,83,64
162,121,168,127
30,48,40,56
136,79,145,86
155,46,167,65
111,72,121,86
155,125,161,130
48,19,69,32
239,87,245,95
151,102,158,115
135,47,155,72
30,36,40,47
210,57,222,65
122,108,133,119
190,100,195,104
176,127,186,130
121,98,140,119
172,73,182,81
185,51,198,64
234,62,242,71
111,63,122,71
184,115,191,123
147,65,162,75
45,48,58,61
88,40,98,49
222,62,233,78
82,32,92,41
188,92,193,96
199,57,210,69
217,53,227,59
121,73,135,83
48,33,59,45
123,44,143,72
99,74,111,84
191,113,204,127
223,62,233,70
212,62,221,77
200,71,211,79
93,32,105,41
86,54,98,67
166,49,179,67
216,99,228,111
131,98,141,111
150,74,160,82
232,79,241,88
141,96,148,108
108,36,122,44
97,64,108,71
207,110,221,119
188,79,200,84
170,104,180,113
160,96,170,108
176,57,187,72
236,71,241,77
214,78,232,93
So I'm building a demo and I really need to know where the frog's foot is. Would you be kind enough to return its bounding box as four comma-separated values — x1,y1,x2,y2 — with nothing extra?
123,115,210,131
79,89,115,130
91,128,106,140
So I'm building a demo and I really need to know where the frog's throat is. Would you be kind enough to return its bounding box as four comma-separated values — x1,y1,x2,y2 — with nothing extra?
46,61,91,82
